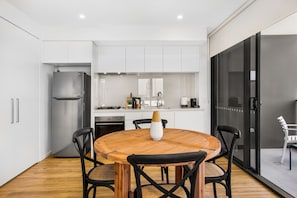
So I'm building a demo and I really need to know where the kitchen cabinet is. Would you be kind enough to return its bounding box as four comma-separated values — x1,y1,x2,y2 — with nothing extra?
144,47,163,72
125,112,143,130
126,46,145,72
163,46,181,72
94,46,125,73
181,46,200,72
0,18,40,186
125,111,174,130
93,110,205,133
93,43,203,73
142,111,175,128
42,41,92,64
174,110,207,133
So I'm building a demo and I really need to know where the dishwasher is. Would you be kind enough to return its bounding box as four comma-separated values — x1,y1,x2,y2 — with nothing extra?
94,116,125,139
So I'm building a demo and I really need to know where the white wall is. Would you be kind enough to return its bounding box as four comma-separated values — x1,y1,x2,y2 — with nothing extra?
209,0,297,57
39,64,54,160
0,0,40,38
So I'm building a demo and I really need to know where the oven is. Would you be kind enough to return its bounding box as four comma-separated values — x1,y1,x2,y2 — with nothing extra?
94,116,125,139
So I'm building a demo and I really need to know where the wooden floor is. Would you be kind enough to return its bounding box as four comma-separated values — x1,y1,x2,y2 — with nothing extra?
0,156,278,198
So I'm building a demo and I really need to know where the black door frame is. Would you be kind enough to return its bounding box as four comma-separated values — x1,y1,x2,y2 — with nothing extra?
210,34,261,173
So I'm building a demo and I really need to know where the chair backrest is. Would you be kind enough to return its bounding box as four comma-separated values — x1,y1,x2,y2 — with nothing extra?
214,125,241,175
127,151,207,198
133,119,168,129
277,116,289,135
72,128,97,178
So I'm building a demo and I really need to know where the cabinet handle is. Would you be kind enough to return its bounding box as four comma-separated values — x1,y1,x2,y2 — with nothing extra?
11,98,14,124
16,98,20,123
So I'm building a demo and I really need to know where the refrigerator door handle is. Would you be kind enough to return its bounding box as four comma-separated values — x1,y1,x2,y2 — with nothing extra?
11,98,14,124
16,98,20,123
53,97,81,100
95,122,124,126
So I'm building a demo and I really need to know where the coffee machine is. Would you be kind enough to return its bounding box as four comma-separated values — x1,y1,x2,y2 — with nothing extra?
190,98,199,108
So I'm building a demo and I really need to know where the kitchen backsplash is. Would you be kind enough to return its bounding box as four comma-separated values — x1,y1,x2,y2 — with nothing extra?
94,73,197,108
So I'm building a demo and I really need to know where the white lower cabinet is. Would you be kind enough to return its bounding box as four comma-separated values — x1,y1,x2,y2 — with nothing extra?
0,18,40,186
93,110,205,134
125,112,143,130
174,111,207,133
125,111,175,130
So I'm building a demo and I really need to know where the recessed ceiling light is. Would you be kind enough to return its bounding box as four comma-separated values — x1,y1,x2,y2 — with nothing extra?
79,14,86,19
177,14,183,20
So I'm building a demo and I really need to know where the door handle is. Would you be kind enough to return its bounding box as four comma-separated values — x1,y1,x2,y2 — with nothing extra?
16,98,19,123
11,98,14,124
249,97,258,110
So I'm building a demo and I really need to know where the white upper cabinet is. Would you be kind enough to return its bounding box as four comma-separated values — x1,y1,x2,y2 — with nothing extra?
145,47,163,72
163,46,182,72
95,46,125,73
93,42,203,73
126,46,145,72
42,41,92,63
181,46,200,72
67,42,93,63
42,41,68,63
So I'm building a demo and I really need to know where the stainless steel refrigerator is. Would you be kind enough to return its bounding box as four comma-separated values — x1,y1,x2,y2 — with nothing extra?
51,72,90,157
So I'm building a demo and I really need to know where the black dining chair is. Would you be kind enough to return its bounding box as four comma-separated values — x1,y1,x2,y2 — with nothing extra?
205,125,241,198
127,151,207,198
72,127,114,198
132,118,169,183
133,118,168,129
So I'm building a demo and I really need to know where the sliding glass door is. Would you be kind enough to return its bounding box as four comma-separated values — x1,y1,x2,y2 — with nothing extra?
211,34,260,172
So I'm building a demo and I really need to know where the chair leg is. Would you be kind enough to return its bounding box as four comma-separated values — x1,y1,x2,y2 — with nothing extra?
161,167,164,181
213,183,218,198
165,167,169,184
281,141,288,163
289,146,292,170
93,186,96,198
83,183,88,198
160,167,169,183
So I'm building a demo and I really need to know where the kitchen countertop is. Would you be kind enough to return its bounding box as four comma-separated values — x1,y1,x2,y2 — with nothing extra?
93,107,203,113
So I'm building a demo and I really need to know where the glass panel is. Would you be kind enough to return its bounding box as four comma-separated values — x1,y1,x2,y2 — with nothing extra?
260,34,297,197
214,41,245,162
152,78,163,97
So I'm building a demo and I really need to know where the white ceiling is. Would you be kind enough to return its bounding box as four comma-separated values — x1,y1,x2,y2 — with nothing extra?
7,0,250,33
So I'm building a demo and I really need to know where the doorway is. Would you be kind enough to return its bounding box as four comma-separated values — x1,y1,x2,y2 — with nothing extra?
211,33,296,197
211,34,260,172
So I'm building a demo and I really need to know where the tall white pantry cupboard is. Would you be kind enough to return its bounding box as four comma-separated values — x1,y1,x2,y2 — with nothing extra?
0,18,40,186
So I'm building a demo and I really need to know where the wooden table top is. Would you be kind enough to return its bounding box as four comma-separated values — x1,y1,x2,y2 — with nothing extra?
94,128,221,164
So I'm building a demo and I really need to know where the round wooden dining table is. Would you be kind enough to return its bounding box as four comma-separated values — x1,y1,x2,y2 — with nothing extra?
94,128,221,198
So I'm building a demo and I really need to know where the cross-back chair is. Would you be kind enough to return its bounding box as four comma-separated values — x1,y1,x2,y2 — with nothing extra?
132,118,169,183
127,151,207,198
204,125,241,198
72,127,114,198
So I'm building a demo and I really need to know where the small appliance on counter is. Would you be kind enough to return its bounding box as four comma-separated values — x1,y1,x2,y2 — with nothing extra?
180,96,189,108
190,98,200,108
125,92,141,109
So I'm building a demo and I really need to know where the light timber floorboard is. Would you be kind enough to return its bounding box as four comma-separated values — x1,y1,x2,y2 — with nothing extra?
0,156,278,198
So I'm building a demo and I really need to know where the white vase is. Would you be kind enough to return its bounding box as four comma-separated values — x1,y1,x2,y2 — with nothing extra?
150,121,163,140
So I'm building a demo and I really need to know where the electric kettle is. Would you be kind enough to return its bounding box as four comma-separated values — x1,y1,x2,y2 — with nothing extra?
180,96,188,108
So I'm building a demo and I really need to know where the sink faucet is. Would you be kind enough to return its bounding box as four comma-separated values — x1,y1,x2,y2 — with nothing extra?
157,91,163,108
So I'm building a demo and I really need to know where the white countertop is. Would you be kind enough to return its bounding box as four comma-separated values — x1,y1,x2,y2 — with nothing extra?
93,107,203,113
